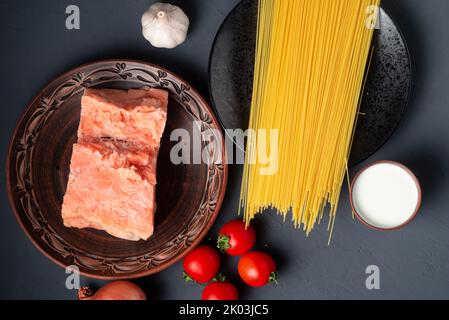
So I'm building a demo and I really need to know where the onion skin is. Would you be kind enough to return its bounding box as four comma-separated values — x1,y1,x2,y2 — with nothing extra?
78,286,96,300
78,281,146,300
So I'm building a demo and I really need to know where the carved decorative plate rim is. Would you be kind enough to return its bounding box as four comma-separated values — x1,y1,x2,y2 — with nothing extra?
6,59,228,280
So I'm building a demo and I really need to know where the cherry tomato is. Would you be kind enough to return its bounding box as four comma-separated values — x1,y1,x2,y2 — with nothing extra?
217,220,256,256
238,251,278,287
183,246,220,284
202,281,239,300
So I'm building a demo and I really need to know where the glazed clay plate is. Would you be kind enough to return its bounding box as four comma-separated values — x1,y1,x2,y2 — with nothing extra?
7,60,227,279
209,0,412,166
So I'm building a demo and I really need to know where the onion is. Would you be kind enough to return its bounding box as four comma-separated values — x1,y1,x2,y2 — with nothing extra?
78,281,146,300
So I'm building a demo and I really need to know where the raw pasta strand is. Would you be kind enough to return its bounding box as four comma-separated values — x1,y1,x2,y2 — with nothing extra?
241,0,381,235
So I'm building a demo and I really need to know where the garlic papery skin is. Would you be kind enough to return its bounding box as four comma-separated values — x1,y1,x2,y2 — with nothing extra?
141,3,190,49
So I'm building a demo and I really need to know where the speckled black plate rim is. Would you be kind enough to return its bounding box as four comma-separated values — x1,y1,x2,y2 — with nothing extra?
207,0,250,154
352,4,414,166
207,0,414,164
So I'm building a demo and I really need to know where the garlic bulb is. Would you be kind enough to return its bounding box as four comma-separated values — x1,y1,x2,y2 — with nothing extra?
141,3,190,49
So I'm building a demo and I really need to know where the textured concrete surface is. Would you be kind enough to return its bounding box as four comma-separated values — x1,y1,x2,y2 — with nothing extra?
0,0,448,299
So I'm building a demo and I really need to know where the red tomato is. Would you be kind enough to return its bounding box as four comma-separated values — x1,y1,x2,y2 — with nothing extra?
217,220,256,256
202,282,239,300
238,251,278,287
183,246,220,284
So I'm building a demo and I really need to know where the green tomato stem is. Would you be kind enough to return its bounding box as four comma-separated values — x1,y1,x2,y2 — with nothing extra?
269,272,279,284
217,235,231,252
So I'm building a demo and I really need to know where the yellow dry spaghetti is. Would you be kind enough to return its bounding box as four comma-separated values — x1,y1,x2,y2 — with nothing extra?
240,0,381,237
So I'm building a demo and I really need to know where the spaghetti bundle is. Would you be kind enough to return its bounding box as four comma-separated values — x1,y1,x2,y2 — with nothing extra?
240,0,380,236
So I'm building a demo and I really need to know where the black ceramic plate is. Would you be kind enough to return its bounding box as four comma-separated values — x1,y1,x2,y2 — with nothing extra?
209,0,412,166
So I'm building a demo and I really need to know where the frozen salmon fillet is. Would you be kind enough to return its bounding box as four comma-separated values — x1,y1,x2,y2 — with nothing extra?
79,88,168,148
62,143,156,241
61,88,168,241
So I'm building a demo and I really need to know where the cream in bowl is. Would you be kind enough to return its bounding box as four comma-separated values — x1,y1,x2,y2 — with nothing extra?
350,161,422,230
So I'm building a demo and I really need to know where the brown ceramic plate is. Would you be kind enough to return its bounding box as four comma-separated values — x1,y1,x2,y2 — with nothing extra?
6,59,227,279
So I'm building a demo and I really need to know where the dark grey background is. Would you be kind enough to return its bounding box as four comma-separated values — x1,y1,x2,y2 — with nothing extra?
0,0,448,300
